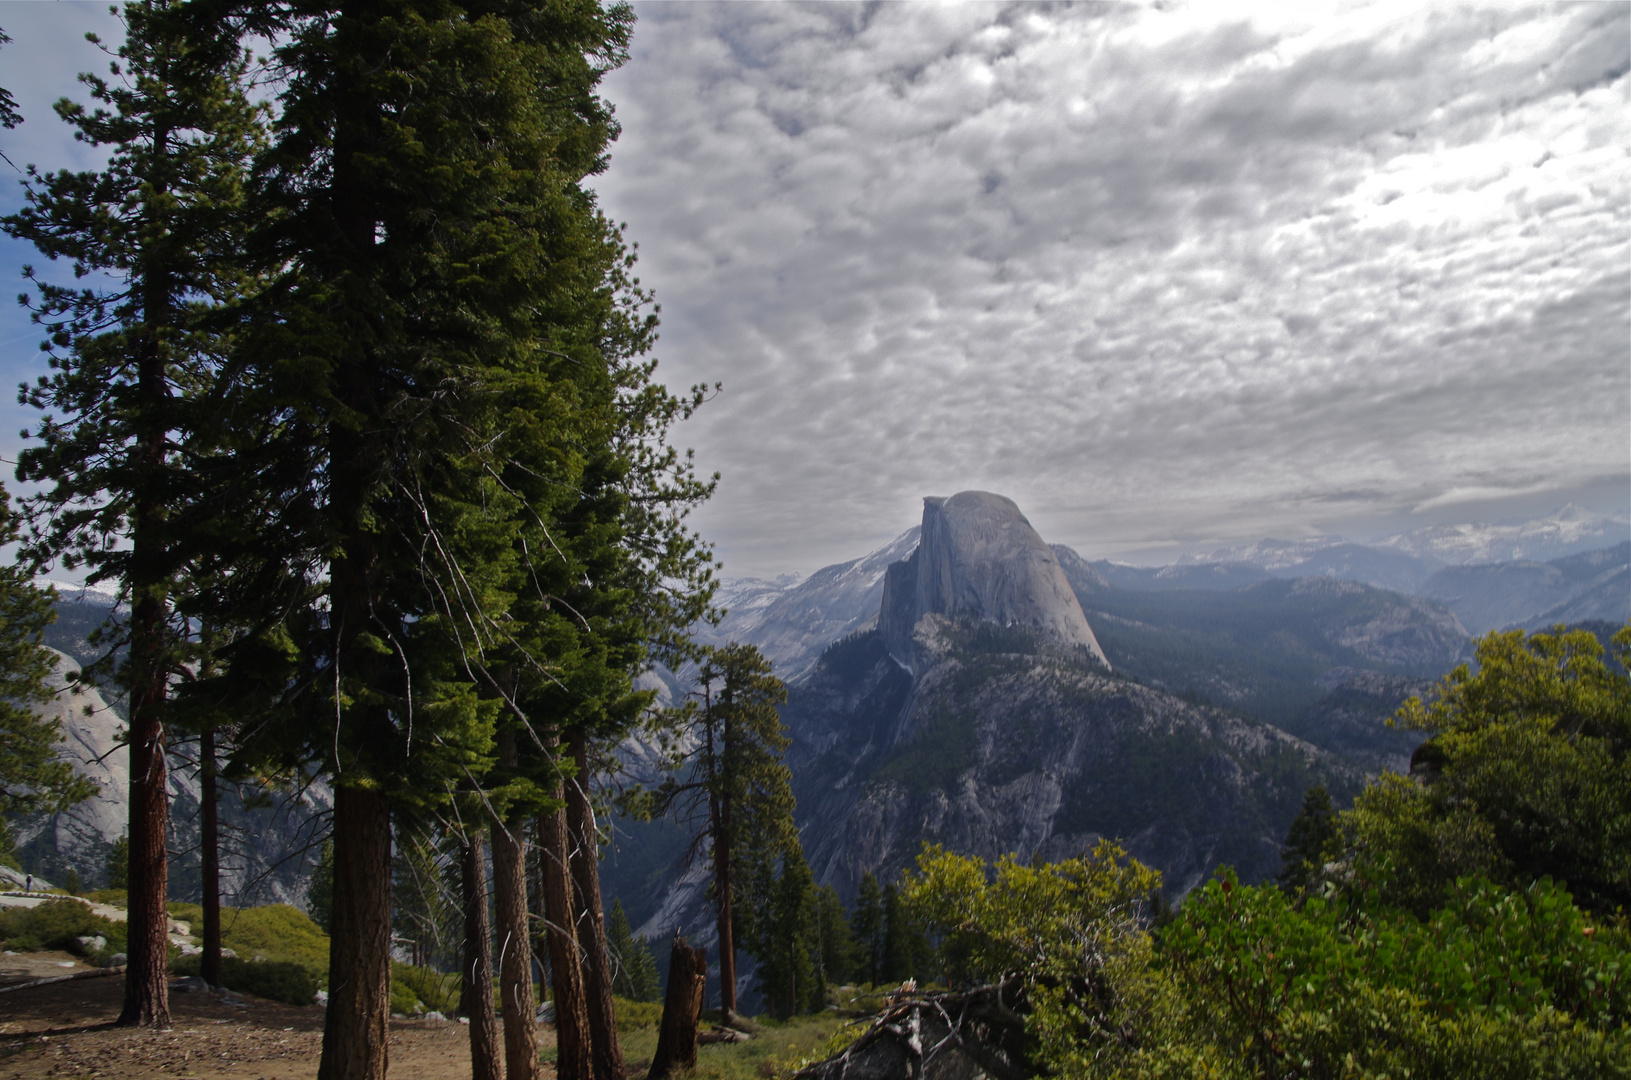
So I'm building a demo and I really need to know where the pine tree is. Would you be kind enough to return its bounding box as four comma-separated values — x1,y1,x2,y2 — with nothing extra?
107,836,130,890
813,884,854,987
850,872,884,986
3,2,265,1027
307,839,335,935
1278,785,1340,895
606,899,660,1002
643,642,793,1022
755,846,825,1019
0,496,95,818
881,882,931,985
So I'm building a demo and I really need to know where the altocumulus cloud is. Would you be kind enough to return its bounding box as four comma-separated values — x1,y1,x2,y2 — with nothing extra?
593,1,1629,575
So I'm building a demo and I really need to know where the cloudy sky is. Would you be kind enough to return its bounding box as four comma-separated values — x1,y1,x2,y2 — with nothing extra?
2,3,1628,577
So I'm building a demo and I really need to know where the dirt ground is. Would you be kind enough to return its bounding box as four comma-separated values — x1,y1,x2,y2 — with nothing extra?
0,966,551,1080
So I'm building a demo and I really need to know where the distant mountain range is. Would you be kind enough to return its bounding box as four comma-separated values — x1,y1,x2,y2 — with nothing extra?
1177,503,1629,570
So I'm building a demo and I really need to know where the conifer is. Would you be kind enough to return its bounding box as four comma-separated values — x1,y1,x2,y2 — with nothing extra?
3,1,265,1027
643,642,793,1022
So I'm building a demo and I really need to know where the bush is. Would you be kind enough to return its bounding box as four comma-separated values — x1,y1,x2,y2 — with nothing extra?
173,953,318,1007
166,901,330,979
614,996,664,1031
0,898,126,957
391,961,459,1015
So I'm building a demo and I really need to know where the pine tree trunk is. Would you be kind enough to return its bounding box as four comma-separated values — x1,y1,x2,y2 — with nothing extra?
647,935,706,1080
200,725,222,990
463,828,503,1080
118,102,174,1029
118,600,170,1027
493,808,539,1080
539,801,591,1080
317,785,392,1080
714,805,736,1023
566,727,625,1080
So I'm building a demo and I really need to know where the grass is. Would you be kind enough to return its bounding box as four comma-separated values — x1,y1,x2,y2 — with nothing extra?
615,1003,849,1080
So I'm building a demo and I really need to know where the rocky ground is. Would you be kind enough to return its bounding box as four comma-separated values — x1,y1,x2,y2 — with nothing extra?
0,971,537,1080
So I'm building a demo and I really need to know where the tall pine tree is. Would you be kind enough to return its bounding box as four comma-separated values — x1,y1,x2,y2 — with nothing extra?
642,642,793,1023
4,1,266,1026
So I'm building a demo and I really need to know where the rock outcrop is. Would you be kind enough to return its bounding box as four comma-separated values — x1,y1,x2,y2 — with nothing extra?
880,492,1108,672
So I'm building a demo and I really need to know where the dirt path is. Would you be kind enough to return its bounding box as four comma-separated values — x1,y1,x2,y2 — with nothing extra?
0,972,552,1080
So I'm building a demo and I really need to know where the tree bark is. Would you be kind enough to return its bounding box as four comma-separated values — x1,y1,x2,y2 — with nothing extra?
200,724,222,989
714,800,736,1023
539,799,591,1080
117,606,170,1028
463,828,503,1080
647,935,707,1080
493,807,540,1080
317,785,392,1080
566,726,625,1080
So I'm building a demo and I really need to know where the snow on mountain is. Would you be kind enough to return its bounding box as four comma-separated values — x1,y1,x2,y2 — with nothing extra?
1373,504,1630,566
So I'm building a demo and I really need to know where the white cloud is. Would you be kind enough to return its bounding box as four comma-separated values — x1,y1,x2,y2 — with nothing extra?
594,1,1629,574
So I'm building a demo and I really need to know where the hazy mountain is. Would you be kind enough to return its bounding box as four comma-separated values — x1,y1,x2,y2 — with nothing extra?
10,597,332,907
1416,542,1630,634
1168,505,1629,592
1067,574,1469,730
1375,504,1630,566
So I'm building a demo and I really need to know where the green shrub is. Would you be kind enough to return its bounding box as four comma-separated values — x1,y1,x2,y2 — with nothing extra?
0,898,126,956
614,996,664,1031
391,961,459,1014
84,889,127,907
166,902,330,978
174,953,319,1007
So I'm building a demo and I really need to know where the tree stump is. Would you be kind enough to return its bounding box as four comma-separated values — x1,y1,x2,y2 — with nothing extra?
647,935,707,1080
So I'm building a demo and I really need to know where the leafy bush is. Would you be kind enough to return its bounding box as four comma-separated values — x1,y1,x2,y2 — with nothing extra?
615,995,664,1031
173,953,318,1007
167,902,330,977
0,897,126,956
83,888,127,907
1156,871,1631,1078
391,961,459,1014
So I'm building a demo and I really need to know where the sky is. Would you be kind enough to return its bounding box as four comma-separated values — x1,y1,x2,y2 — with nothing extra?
2,2,1628,578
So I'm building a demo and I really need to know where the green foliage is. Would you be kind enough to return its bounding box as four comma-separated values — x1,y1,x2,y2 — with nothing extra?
168,901,330,981
1157,871,1631,1078
174,953,318,1007
1370,625,1631,915
606,898,660,1002
306,839,333,934
880,882,932,985
390,960,460,1015
0,897,126,956
754,845,827,1019
849,872,884,985
0,502,95,817
904,841,1161,989
61,868,81,896
0,817,20,870
813,884,854,986
106,835,129,891
1277,784,1340,894
613,995,664,1031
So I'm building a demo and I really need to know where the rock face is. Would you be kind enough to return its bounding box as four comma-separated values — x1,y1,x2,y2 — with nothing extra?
15,607,333,908
880,493,1108,672
785,618,1357,901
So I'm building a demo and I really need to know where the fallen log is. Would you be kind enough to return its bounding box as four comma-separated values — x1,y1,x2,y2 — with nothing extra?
796,982,1033,1080
0,965,125,995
